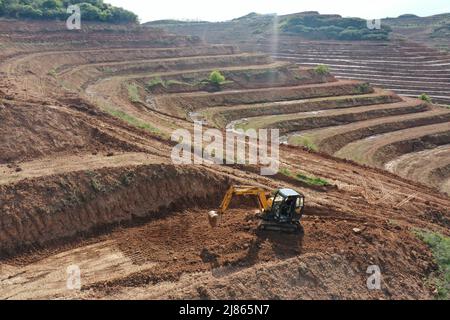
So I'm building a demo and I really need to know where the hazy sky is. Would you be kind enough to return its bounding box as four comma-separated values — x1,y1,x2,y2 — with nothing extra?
106,0,450,23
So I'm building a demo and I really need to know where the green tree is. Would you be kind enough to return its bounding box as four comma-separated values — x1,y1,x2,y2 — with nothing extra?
109,6,138,23
314,65,330,75
209,70,226,85
419,93,432,103
42,0,62,9
8,4,42,19
78,3,101,20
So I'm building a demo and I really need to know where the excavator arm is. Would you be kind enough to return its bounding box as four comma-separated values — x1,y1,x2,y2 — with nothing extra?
208,185,272,227
218,185,271,214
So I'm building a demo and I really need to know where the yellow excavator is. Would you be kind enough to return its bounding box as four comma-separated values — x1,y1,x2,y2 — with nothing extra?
208,185,305,233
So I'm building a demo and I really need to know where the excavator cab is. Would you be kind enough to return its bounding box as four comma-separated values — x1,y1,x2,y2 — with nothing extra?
260,188,304,232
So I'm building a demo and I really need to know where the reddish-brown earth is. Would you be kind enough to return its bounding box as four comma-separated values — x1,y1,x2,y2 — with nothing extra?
0,20,448,300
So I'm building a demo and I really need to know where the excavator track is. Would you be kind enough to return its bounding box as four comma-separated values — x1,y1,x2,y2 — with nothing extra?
258,220,304,234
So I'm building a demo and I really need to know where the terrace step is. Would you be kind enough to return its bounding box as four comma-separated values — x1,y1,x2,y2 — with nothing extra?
153,80,373,117
335,122,450,167
139,63,335,94
208,90,400,127
274,52,450,62
54,45,239,74
61,53,273,80
319,65,450,76
288,103,450,154
235,98,428,134
332,76,450,90
385,144,450,195
287,58,450,71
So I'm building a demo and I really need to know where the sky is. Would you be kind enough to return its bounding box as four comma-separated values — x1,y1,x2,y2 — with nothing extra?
106,0,450,23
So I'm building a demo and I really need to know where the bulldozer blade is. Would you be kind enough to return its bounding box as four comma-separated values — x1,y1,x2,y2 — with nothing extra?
208,211,221,228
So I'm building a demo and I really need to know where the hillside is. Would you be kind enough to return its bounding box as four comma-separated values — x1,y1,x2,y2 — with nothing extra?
146,11,391,41
383,13,450,51
0,17,448,300
0,0,137,23
146,12,450,103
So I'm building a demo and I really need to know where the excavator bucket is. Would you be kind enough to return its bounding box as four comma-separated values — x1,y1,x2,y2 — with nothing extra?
208,211,221,227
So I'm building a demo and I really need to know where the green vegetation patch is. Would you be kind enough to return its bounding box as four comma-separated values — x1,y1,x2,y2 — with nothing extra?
356,83,371,94
126,83,141,103
314,64,330,75
432,23,450,38
146,77,165,89
106,108,160,135
296,173,330,186
0,0,137,23
209,70,226,85
288,135,318,151
415,230,450,300
165,79,190,87
47,68,57,77
145,77,194,91
279,167,330,187
419,93,433,103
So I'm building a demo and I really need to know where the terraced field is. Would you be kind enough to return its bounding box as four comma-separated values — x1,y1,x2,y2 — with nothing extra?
269,39,450,105
0,20,449,300
153,61,449,194
150,20,450,195
149,17,450,105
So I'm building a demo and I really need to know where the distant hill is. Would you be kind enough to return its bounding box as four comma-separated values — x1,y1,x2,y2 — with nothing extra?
145,11,392,42
0,0,138,23
383,13,450,51
279,12,391,40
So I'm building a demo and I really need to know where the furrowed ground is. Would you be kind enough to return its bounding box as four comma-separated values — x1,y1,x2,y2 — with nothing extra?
0,19,449,300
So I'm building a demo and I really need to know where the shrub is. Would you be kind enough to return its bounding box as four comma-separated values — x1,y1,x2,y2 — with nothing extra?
209,70,226,85
47,68,57,77
339,27,364,40
419,93,432,103
7,3,43,18
78,3,102,21
42,0,62,10
146,77,165,89
314,64,330,75
356,83,371,93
